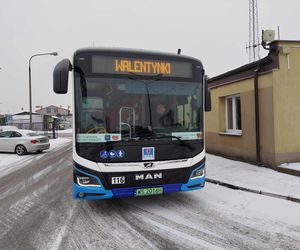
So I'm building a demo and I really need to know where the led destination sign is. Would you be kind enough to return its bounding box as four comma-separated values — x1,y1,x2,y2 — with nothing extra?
115,59,171,75
92,56,193,78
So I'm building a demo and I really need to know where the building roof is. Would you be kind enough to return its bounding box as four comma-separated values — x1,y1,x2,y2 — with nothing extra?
35,105,71,112
208,42,280,89
14,111,41,116
269,40,300,45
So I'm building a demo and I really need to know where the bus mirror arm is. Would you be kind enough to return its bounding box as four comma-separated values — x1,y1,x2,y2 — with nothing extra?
53,59,72,94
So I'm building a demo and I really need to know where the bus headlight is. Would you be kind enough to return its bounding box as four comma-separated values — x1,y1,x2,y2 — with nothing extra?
191,166,205,180
77,175,101,187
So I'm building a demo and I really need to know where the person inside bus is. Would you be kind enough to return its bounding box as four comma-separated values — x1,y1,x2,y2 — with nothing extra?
83,98,105,133
156,103,174,127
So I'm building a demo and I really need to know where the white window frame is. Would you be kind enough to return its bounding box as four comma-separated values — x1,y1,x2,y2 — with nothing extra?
225,95,242,134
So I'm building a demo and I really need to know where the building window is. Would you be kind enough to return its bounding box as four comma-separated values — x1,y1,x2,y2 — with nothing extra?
54,108,58,114
225,95,242,134
47,107,51,114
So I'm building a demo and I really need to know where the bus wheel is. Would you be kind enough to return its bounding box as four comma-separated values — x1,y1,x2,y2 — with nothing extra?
15,145,27,156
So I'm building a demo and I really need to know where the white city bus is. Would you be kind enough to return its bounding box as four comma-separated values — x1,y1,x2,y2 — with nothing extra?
53,48,211,200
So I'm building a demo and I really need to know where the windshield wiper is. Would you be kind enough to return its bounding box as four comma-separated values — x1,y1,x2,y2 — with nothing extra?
74,66,87,100
128,72,163,130
139,134,195,151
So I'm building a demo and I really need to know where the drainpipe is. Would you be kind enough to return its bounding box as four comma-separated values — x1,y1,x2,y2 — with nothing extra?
254,65,262,165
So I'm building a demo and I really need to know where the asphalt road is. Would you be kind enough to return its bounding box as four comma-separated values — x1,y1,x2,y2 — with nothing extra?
0,142,300,250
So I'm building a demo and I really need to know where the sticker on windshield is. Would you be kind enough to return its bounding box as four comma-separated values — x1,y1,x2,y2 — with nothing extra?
111,135,120,141
77,133,121,143
117,149,125,158
109,150,117,158
100,150,109,159
171,132,203,140
100,149,124,159
142,147,155,161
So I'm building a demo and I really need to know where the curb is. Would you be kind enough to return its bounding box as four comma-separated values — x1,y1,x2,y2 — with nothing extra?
206,178,300,204
271,166,300,177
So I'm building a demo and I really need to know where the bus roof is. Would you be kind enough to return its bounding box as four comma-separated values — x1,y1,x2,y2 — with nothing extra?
74,47,203,66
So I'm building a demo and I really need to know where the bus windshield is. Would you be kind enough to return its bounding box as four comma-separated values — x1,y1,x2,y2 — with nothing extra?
75,76,203,143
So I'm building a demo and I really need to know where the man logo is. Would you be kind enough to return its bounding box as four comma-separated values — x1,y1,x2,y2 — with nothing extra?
135,173,162,181
143,162,154,168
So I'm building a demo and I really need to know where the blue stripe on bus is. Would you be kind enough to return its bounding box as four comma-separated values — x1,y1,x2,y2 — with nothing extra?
73,183,113,200
181,163,206,191
73,167,113,200
112,183,182,198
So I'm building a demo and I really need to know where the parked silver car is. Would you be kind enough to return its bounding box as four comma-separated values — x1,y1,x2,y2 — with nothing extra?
0,130,50,155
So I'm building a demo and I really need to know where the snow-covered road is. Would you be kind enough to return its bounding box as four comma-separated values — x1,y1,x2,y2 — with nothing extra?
0,143,300,249
0,137,72,178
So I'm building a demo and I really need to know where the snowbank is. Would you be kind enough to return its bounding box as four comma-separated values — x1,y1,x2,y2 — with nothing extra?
279,162,300,171
206,154,300,199
48,137,72,150
57,128,73,134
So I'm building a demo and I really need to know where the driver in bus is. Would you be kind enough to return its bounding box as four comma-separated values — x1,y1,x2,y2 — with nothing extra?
84,99,106,133
156,103,174,127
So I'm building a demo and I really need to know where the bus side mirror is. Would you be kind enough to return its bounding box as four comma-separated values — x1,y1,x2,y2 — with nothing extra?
205,78,211,112
53,59,72,94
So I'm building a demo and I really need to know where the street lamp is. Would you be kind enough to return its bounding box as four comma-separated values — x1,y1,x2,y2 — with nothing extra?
29,52,58,130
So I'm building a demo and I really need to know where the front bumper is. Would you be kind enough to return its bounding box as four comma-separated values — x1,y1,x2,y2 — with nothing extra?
73,163,205,200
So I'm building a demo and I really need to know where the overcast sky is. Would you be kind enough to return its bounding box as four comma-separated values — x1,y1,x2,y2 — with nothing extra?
0,0,299,114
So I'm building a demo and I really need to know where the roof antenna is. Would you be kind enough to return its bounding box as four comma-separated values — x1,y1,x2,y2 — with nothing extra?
177,48,181,55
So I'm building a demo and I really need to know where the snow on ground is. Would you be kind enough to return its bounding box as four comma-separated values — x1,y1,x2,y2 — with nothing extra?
57,128,73,134
37,129,73,134
279,162,300,171
48,137,72,151
125,183,300,247
195,184,300,239
0,138,71,178
0,154,34,176
206,153,300,199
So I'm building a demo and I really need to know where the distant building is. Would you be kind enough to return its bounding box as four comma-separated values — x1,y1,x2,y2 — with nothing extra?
205,40,300,167
10,111,50,130
35,105,71,117
35,105,72,129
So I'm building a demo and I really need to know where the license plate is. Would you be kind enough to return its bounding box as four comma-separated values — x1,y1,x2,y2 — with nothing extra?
135,187,163,197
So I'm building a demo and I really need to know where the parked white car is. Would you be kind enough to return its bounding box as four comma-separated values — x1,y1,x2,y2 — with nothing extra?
0,130,50,155
0,125,18,132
